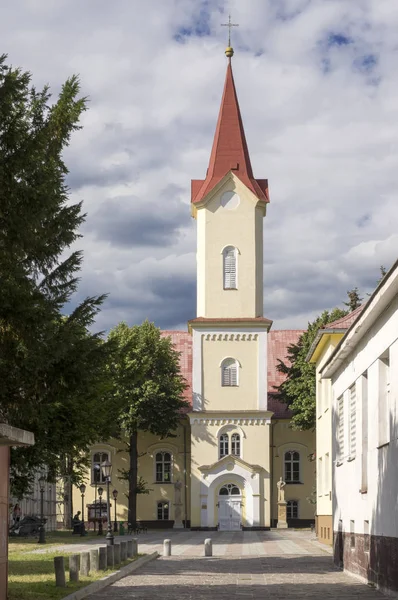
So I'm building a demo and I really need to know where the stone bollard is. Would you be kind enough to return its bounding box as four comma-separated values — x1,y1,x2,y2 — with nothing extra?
127,538,138,557
114,543,121,566
54,556,66,587
98,547,107,571
69,554,80,582
120,541,127,562
204,538,212,557
163,539,171,557
106,545,114,569
90,548,99,572
81,552,90,576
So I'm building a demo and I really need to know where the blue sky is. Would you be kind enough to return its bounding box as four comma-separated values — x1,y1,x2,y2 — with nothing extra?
1,0,397,331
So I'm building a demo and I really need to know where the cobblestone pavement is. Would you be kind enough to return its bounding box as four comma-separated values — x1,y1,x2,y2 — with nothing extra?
86,531,385,599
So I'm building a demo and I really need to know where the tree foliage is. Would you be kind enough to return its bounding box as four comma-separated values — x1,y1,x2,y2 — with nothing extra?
276,308,348,430
343,287,363,311
107,321,189,526
0,55,115,496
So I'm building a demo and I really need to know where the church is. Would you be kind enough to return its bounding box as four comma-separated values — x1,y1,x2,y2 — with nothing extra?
74,44,315,531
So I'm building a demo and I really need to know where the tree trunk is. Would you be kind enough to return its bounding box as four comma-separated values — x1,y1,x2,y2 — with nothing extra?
128,430,138,528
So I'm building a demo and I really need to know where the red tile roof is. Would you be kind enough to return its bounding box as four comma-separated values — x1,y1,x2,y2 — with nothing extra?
323,305,364,330
162,328,304,418
267,330,305,419
161,331,192,407
191,61,269,205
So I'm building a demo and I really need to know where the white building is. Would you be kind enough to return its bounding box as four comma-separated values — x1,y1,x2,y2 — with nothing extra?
322,259,398,595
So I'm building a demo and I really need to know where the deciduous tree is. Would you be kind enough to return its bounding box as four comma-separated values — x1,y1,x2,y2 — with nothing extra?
107,321,188,527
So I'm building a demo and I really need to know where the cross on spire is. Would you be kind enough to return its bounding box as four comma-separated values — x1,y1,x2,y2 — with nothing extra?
221,14,239,48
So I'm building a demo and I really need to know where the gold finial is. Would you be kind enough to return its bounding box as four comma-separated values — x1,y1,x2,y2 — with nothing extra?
221,14,239,58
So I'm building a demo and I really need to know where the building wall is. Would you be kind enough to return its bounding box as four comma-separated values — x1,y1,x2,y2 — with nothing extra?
271,421,316,525
331,295,398,593
72,422,191,528
190,414,271,528
196,176,264,319
313,334,343,544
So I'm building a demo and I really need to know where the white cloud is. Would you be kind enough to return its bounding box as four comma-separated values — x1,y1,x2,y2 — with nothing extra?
2,0,397,331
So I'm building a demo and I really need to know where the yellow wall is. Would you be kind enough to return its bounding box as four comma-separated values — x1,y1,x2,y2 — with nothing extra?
196,175,265,319
72,422,191,526
311,334,343,521
202,338,259,410
190,414,271,527
271,421,316,522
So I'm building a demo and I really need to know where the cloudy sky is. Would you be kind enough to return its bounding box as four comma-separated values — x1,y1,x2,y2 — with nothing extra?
2,0,398,332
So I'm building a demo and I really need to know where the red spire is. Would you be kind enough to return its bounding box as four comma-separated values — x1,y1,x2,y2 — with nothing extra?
192,60,269,204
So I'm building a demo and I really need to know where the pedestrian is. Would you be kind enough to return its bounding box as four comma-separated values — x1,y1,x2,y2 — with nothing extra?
12,503,21,526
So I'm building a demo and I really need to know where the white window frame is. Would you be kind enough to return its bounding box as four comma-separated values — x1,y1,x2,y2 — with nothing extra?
231,433,241,457
221,357,239,386
154,451,173,483
222,246,238,289
284,450,300,483
91,451,110,484
219,433,229,458
378,350,390,447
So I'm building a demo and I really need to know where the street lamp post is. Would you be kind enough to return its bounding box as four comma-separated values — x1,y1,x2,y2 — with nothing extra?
98,487,103,536
101,460,114,546
79,483,87,536
112,489,118,532
38,474,46,544
93,464,100,532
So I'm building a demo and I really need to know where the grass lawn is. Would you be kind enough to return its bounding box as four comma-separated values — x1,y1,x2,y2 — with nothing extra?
8,529,106,550
8,541,140,600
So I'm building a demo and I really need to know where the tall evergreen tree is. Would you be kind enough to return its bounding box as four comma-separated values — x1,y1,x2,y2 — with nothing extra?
0,55,115,497
107,321,189,527
343,287,363,311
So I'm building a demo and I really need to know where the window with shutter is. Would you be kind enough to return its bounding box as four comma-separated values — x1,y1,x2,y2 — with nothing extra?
337,396,344,461
349,385,356,458
223,246,237,289
221,358,238,386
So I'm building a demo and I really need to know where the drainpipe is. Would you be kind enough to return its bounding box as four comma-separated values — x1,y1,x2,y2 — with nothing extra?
182,422,188,528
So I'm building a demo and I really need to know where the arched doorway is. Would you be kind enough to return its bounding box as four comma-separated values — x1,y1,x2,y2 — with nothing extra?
218,483,242,531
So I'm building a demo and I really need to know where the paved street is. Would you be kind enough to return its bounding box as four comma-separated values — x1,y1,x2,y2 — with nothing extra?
84,530,385,599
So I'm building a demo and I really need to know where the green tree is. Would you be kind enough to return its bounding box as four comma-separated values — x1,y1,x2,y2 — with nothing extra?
343,287,363,311
276,308,348,430
0,55,115,499
107,321,189,527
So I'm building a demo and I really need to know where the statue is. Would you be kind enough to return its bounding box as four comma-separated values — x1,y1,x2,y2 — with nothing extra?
173,480,183,528
277,477,286,503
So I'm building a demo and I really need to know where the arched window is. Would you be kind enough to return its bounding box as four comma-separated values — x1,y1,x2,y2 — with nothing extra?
284,451,300,483
219,484,241,496
92,451,110,484
231,433,240,457
223,246,237,289
157,501,169,520
219,434,229,458
221,358,238,386
287,500,299,519
155,452,172,483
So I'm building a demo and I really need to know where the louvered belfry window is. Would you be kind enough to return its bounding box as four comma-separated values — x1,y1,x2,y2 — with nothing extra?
223,246,237,289
222,358,238,386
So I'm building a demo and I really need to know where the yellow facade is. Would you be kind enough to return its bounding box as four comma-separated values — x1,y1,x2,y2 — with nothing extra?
195,175,265,319
309,332,344,544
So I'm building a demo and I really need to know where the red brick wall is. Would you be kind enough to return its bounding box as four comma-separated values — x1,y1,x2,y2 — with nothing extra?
0,446,10,600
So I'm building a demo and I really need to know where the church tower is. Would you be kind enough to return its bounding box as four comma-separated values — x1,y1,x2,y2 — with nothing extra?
188,45,273,530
